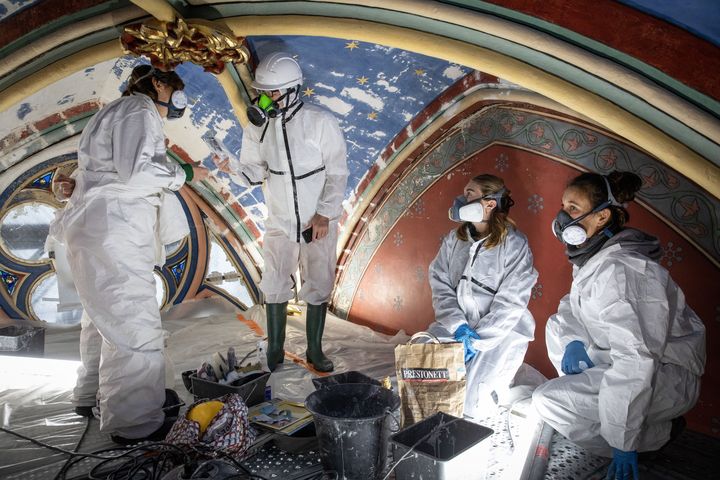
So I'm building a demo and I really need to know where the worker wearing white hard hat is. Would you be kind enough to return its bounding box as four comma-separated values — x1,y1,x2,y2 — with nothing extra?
231,52,348,372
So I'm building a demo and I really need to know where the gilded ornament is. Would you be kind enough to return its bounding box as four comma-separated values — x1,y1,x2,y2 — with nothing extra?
121,18,249,74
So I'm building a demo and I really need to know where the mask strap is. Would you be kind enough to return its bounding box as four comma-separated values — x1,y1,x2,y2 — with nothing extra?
602,176,622,207
131,66,156,88
480,187,509,211
259,121,271,143
283,101,304,124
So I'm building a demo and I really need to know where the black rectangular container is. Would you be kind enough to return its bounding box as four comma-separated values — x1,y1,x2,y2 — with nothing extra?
187,371,269,406
390,411,493,480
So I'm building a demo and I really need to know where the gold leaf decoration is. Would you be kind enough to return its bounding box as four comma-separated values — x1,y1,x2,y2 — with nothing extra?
121,18,249,74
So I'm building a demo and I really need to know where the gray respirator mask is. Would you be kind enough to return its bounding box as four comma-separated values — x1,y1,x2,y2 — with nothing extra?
155,90,187,120
448,188,510,223
551,176,621,246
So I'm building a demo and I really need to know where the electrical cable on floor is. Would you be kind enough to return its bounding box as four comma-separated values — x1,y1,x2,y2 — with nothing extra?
0,425,123,460
53,416,93,480
65,443,191,480
1,426,194,480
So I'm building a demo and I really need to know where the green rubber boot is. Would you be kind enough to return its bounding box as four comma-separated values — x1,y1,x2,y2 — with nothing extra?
306,303,334,372
266,302,287,371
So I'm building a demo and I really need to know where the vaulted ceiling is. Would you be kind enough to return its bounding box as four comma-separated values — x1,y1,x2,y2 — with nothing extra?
2,0,720,436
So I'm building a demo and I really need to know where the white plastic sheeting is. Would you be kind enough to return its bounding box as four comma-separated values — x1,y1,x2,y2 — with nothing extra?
0,297,545,479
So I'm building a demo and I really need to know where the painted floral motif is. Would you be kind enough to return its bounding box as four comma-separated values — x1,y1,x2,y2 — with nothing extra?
406,198,426,218
531,283,543,300
495,153,509,172
393,295,403,311
528,194,544,214
597,147,619,170
661,241,683,267
393,231,404,247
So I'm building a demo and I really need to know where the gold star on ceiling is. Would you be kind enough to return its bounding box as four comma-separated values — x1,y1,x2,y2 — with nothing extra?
357,76,369,85
345,40,359,50
303,87,315,97
415,68,425,76
367,111,378,120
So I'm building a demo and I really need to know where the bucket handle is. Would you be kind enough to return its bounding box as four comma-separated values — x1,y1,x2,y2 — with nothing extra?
385,408,401,433
408,331,439,344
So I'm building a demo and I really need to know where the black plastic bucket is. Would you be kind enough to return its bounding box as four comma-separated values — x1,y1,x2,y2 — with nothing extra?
312,370,381,390
305,384,400,480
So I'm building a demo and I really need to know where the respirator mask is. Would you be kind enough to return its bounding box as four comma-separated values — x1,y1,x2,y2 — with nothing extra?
247,92,282,127
155,90,187,120
552,176,620,246
448,188,509,223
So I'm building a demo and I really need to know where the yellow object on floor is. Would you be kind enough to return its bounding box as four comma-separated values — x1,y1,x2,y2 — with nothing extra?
187,400,224,435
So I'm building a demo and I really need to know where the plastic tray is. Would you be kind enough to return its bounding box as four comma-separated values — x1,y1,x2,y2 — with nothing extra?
185,370,269,406
390,411,493,480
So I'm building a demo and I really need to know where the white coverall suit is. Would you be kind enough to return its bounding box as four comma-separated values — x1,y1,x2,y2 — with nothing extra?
427,226,538,420
233,102,348,304
532,229,706,456
51,94,186,438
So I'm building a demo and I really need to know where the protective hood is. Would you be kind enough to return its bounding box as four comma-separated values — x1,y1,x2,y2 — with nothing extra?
603,228,662,261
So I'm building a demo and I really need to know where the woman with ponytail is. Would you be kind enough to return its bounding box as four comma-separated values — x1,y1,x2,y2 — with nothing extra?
427,174,538,421
49,64,208,445
533,171,706,479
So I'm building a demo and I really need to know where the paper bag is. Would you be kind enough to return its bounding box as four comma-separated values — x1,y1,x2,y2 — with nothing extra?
394,332,466,427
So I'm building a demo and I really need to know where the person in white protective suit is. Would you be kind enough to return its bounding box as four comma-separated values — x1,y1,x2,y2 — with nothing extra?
231,52,348,372
532,171,706,480
426,174,538,420
49,64,209,444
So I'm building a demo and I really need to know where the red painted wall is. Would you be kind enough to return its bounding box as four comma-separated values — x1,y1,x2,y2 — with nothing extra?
347,144,718,436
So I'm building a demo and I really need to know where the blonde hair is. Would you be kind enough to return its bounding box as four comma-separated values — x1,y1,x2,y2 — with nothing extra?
456,174,516,249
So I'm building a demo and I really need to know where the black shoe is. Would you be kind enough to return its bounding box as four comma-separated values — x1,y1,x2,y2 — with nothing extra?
162,388,183,418
74,406,94,418
110,417,177,445
639,416,686,462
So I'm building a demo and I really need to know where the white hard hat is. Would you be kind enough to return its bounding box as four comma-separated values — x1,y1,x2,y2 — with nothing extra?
251,52,303,91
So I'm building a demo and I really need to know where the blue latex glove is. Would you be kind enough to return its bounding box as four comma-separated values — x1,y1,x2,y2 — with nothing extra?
561,340,595,375
453,324,481,363
606,449,639,480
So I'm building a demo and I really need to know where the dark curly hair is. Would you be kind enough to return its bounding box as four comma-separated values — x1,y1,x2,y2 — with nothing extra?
568,170,642,229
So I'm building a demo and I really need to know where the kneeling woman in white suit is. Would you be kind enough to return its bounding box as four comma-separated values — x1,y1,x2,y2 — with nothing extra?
533,171,705,480
427,174,538,421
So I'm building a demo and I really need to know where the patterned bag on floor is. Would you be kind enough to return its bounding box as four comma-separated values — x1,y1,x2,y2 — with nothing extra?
394,331,466,427
165,393,255,456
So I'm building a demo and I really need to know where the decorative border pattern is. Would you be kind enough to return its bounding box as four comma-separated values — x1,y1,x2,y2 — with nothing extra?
333,104,720,317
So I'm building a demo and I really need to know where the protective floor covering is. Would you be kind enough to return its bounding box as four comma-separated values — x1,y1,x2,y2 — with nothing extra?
0,298,717,479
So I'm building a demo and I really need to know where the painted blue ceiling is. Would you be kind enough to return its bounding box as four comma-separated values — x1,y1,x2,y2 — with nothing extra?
178,36,469,231
0,0,40,21
616,0,720,46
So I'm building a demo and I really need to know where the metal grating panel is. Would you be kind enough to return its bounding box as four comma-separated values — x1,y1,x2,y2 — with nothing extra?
243,442,323,479
544,433,609,480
